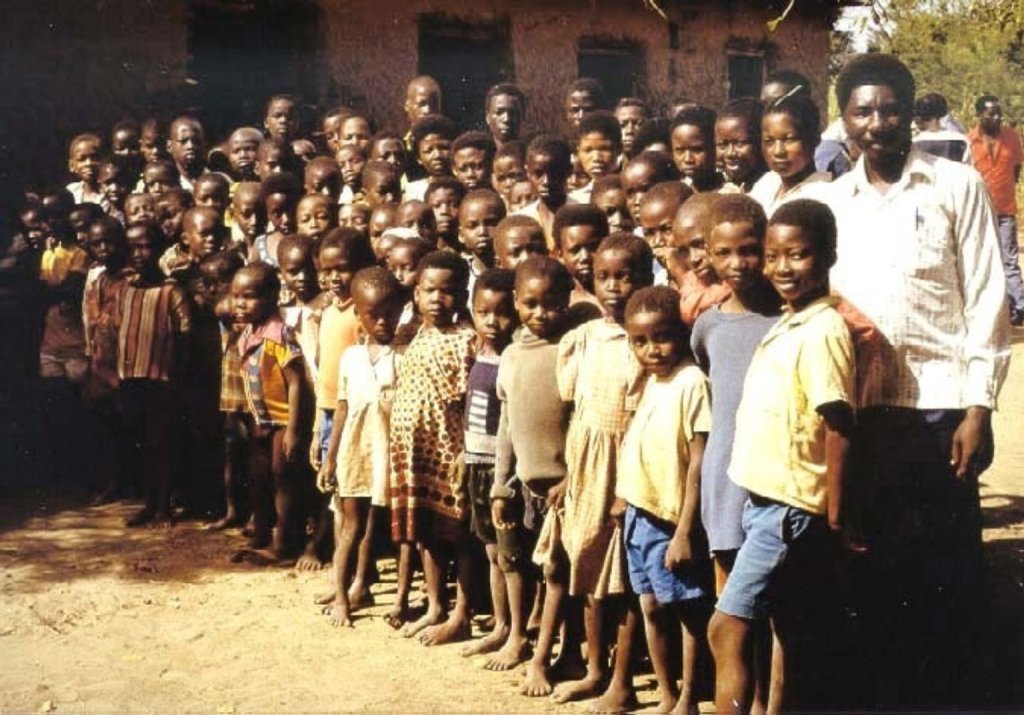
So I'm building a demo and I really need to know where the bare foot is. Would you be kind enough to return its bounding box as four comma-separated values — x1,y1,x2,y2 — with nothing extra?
668,695,695,715
549,650,588,683
586,682,638,714
328,601,353,628
229,548,291,567
314,589,336,606
521,660,555,697
551,671,606,704
484,633,531,671
399,608,443,638
419,614,472,646
348,586,375,611
460,623,509,657
384,603,409,630
295,552,326,571
125,508,155,527
207,513,243,531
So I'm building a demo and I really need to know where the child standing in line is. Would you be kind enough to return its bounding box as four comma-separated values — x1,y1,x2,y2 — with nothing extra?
638,182,693,286
515,135,573,251
714,98,767,194
490,141,527,208
458,189,506,298
674,193,732,325
318,267,406,628
590,175,635,234
66,134,104,205
671,106,724,193
618,285,714,715
552,203,608,311
568,112,621,205
389,251,477,643
494,215,548,270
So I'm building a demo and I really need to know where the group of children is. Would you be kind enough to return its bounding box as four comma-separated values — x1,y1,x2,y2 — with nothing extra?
12,71,880,713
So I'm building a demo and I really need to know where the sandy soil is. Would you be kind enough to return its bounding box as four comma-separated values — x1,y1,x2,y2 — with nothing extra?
1,336,1023,714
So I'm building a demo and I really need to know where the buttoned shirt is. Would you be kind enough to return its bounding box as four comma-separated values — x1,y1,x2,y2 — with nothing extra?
968,125,1023,215
826,148,1009,410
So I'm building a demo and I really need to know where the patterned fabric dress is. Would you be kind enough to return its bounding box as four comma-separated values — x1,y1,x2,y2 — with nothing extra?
557,318,644,598
389,323,477,544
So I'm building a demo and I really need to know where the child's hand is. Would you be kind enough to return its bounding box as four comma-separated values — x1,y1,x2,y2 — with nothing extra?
608,497,627,526
309,437,322,472
316,460,337,494
664,533,693,572
546,480,567,508
283,427,299,463
492,498,513,530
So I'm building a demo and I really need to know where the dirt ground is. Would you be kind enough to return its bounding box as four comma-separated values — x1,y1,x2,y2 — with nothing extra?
2,336,1023,714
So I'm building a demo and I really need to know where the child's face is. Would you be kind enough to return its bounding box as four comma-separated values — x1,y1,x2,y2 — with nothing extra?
415,267,463,327
526,151,567,207
144,166,177,196
371,138,406,173
763,223,829,311
233,189,265,240
623,163,658,222
673,209,713,281
369,209,395,255
20,209,46,249
184,211,223,259
417,133,452,177
167,122,205,171
453,147,489,191
405,84,441,124
256,144,285,180
565,90,596,131
460,197,503,266
340,117,371,153
615,105,646,157
124,194,158,225
709,220,763,295
306,164,341,199
362,172,401,207
112,128,140,160
126,230,160,275
398,201,437,242
496,226,547,269
761,113,814,182
516,275,568,339
428,187,461,241
296,196,334,237
473,288,517,350
336,146,366,188
198,264,234,308
577,131,618,181
639,198,676,269
491,155,526,201
387,243,422,290
69,139,102,186
194,180,228,216
265,98,298,143
323,113,345,154
266,192,294,234
69,208,94,243
353,286,401,345
338,204,370,234
671,124,716,181
715,117,760,185
229,130,261,179
279,244,317,302
158,196,189,244
231,271,276,326
100,167,130,208
559,224,602,292
592,188,633,234
626,309,685,378
140,126,163,163
87,223,125,269
486,93,523,143
508,180,537,212
319,245,356,300
594,248,640,322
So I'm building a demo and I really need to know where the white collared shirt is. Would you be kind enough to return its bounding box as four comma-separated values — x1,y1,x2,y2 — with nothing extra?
748,170,832,217
826,148,1010,410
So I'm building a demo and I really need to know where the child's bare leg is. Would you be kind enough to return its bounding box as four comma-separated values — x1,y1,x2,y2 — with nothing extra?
420,544,473,645
462,543,509,657
385,541,415,628
527,581,544,633
401,540,446,638
485,565,532,670
708,610,753,715
640,594,682,713
328,497,367,627
671,600,711,715
590,596,639,713
248,434,273,549
766,625,784,715
552,595,608,703
270,430,302,560
297,490,331,570
347,504,376,608
522,559,573,696
211,415,247,529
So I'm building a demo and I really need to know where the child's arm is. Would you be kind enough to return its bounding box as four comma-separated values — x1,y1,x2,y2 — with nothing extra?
491,401,516,528
666,433,706,570
317,400,348,494
819,402,854,532
281,360,308,462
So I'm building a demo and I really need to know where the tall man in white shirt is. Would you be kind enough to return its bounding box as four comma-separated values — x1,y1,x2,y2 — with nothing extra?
827,54,1010,709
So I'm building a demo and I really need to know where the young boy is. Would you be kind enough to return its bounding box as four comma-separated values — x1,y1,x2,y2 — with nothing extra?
552,203,608,309
338,202,371,237
39,197,89,386
296,193,336,239
263,94,300,145
253,173,302,265
166,116,207,192
494,215,548,270
230,181,265,254
516,134,573,251
508,179,538,214
193,173,231,222
66,133,104,204
675,193,732,325
277,233,321,376
338,113,373,154
99,157,136,223
111,120,141,162
124,192,159,226
623,151,680,226
368,202,398,259
491,141,527,207
404,114,456,202
671,106,724,193
360,160,402,208
615,98,650,161
451,131,495,192
370,132,408,177
425,177,465,253
568,111,621,204
142,160,180,197
396,199,438,247
590,175,635,234
564,77,607,134
459,189,506,294
226,126,263,182
336,143,368,205
118,221,192,526
304,156,342,204
255,139,295,181
638,182,693,285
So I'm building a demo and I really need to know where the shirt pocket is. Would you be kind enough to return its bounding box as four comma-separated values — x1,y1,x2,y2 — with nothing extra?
906,201,954,278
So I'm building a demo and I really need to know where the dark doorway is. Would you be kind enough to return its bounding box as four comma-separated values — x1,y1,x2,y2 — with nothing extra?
417,14,514,132
187,0,323,143
577,37,647,104
727,53,765,100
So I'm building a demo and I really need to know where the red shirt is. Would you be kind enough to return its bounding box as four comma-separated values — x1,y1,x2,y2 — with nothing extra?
969,125,1023,215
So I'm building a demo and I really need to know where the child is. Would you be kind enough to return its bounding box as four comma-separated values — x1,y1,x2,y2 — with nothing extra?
396,199,438,246
252,173,301,265
336,143,368,205
142,160,180,197
715,98,767,193
553,233,654,710
485,83,525,149
304,157,342,204
369,132,408,176
321,106,352,154
111,120,141,162
296,193,336,239
255,139,295,181
590,175,635,234
179,206,226,272
360,160,402,208
508,179,538,214
675,193,733,325
338,113,372,153
552,203,608,309
124,193,158,226
516,134,572,251
230,181,265,255
226,126,263,181
404,114,457,202
615,98,650,161
708,198,854,714
671,106,724,193
166,116,206,192
139,118,164,163
494,215,547,270
389,251,477,643
460,269,520,659
639,182,693,285
564,77,606,134
617,285,713,715
277,233,321,368
231,262,311,561
99,157,135,223
386,236,433,345
66,133,104,204
263,94,299,145
38,197,89,386
749,93,832,215
451,131,495,192
459,189,506,293
118,221,191,526
338,202,371,236
491,141,527,207
424,177,465,252
368,203,398,259
568,111,621,204
318,267,405,627
623,151,680,225
193,173,231,222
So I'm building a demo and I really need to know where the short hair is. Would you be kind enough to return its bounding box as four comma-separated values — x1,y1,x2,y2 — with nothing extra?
200,249,245,279
261,172,302,199
182,205,220,231
553,203,609,243
319,227,376,269
371,130,405,149
99,156,136,184
675,192,720,226
417,249,470,292
835,53,915,112
237,261,280,296
266,93,298,112
89,214,125,239
625,285,686,326
168,115,204,137
567,77,607,109
323,105,354,123
494,140,527,165
351,265,402,300
578,111,622,148
473,267,516,299
641,181,692,210
112,119,140,136
718,98,764,138
634,118,672,153
591,174,625,199
515,255,574,298
494,215,544,246
390,236,434,264
671,105,717,139
410,114,457,148
710,193,767,241
276,233,313,263
69,133,102,153
764,70,813,97
768,199,837,265
452,131,496,160
763,93,822,141
914,93,949,121
158,186,194,209
625,151,680,183
363,160,399,187
196,172,230,194
407,75,441,96
975,94,999,114
125,219,163,244
424,176,466,202
463,188,506,214
486,83,526,109
72,202,106,223
233,181,262,202
596,232,655,287
144,159,179,179
615,97,650,114
306,156,340,177
526,134,572,173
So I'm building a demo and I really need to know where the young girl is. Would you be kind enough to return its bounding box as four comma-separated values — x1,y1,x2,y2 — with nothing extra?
553,232,654,711
618,286,713,715
715,98,767,194
389,251,477,643
749,93,832,216
318,267,405,628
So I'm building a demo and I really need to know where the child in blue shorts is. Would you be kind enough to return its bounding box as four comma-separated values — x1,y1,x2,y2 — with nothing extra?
708,199,855,714
616,285,713,715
